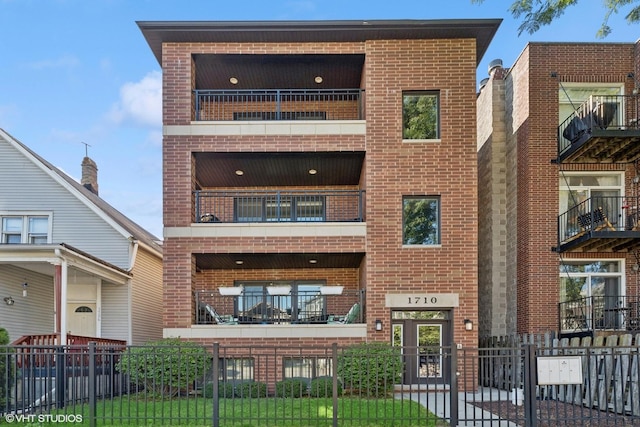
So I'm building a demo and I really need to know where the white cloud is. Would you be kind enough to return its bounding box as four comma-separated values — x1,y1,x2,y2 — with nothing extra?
108,71,162,128
25,54,80,70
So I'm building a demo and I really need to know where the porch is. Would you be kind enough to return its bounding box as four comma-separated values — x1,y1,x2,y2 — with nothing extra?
556,94,640,164
558,295,640,337
556,195,640,252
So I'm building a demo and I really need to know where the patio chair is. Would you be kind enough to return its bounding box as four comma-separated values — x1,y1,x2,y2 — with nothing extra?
327,303,360,324
199,303,238,325
576,207,615,232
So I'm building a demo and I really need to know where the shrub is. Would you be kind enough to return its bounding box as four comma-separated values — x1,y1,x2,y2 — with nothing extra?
275,378,308,397
337,342,403,397
116,338,210,397
0,328,12,410
236,381,267,398
202,381,235,398
309,376,342,398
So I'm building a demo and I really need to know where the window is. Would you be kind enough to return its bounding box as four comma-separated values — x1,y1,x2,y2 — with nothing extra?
283,357,332,380
219,358,254,382
1,215,50,244
402,91,439,140
403,197,440,245
235,196,325,222
235,281,326,323
558,173,623,237
558,84,623,125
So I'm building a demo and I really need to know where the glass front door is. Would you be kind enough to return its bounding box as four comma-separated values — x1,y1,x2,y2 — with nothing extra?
392,310,451,384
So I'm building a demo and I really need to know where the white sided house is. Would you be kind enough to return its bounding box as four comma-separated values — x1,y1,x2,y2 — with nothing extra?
0,129,163,345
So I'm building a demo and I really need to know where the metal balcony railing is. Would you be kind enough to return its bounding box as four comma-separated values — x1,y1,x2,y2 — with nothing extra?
558,195,640,245
559,295,640,334
194,190,365,223
193,89,364,121
557,94,640,158
194,289,364,325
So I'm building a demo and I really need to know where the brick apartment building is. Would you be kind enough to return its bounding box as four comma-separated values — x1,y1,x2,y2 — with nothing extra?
139,19,500,386
478,41,640,338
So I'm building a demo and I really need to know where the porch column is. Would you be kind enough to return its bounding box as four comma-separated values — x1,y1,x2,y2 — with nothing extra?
54,264,62,333
60,259,68,345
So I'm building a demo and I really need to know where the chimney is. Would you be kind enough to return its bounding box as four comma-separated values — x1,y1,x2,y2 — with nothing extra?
81,157,99,195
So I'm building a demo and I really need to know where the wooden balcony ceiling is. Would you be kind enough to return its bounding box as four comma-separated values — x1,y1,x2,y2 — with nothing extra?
561,132,640,163
195,252,365,270
194,54,364,90
559,233,640,253
194,152,365,188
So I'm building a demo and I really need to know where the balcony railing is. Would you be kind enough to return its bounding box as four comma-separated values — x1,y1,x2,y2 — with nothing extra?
193,89,364,121
194,190,365,223
194,288,364,325
559,295,640,335
557,195,640,249
557,94,640,161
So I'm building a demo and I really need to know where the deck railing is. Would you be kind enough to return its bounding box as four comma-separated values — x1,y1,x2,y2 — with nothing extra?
194,189,365,223
557,94,640,157
193,88,364,121
559,295,640,334
557,195,639,245
194,288,364,325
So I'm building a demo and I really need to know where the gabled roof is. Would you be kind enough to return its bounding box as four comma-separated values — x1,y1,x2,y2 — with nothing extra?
138,19,502,66
0,129,162,257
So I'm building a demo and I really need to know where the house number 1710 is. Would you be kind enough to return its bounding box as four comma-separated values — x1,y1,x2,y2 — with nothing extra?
408,296,438,305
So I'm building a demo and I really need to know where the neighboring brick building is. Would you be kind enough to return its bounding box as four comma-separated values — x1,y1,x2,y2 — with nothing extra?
478,41,640,338
139,19,500,386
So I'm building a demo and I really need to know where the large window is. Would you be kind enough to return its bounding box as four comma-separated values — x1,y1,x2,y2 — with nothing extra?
1,215,50,244
283,357,332,380
235,196,325,222
235,281,326,323
558,84,623,124
402,91,439,140
403,197,440,245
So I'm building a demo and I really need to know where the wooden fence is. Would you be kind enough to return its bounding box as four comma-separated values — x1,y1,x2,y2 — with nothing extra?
480,332,640,415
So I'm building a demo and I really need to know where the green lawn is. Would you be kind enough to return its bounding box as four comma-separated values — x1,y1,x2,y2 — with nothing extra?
56,396,447,426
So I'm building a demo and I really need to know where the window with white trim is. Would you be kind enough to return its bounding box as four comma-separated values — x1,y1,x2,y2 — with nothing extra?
1,214,51,244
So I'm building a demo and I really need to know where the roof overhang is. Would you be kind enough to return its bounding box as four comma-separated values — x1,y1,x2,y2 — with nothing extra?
0,244,132,285
138,19,502,66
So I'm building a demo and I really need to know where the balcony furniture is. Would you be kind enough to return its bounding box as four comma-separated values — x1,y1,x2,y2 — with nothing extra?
327,302,360,324
576,207,615,232
199,303,238,325
200,213,220,223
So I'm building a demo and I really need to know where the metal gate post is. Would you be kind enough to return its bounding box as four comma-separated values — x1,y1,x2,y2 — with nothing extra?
331,343,339,427
88,342,96,427
55,345,66,409
523,343,538,427
212,343,220,427
450,344,459,427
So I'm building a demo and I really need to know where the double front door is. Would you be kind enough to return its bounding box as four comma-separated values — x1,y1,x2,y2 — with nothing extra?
392,310,451,384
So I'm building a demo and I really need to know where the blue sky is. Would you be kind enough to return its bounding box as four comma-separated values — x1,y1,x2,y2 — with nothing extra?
1,0,638,239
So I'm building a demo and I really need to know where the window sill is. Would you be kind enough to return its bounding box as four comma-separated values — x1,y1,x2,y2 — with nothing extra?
402,138,441,143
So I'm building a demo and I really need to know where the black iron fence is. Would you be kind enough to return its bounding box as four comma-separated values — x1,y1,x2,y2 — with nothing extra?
558,94,640,157
559,295,640,334
194,189,366,223
193,89,365,121
1,339,639,426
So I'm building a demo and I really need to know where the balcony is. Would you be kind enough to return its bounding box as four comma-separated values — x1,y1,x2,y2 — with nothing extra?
194,288,364,325
559,295,640,337
556,95,640,163
193,89,364,122
194,190,365,223
556,196,640,252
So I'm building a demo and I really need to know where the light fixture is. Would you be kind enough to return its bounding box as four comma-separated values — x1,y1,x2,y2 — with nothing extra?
22,282,28,297
235,260,244,265
4,296,14,306
314,76,323,84
229,77,238,85
375,319,383,331
308,259,317,264
628,72,635,79
464,319,473,331
308,169,317,175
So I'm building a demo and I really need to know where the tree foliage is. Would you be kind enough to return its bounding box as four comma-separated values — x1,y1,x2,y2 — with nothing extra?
473,0,640,38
